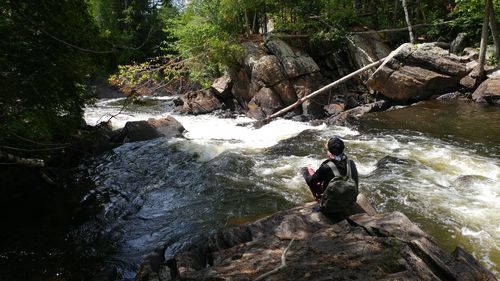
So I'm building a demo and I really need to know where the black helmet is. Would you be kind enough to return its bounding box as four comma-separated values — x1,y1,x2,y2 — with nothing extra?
327,137,344,155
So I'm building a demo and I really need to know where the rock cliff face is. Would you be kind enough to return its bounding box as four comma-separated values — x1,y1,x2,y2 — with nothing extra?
231,38,328,120
135,195,495,281
366,43,471,103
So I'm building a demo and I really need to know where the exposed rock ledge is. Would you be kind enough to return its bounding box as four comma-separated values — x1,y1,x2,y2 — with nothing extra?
136,194,495,281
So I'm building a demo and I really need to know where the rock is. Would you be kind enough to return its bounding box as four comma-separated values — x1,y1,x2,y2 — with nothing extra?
272,80,299,106
450,32,467,54
175,89,223,115
118,116,184,143
324,102,346,116
327,100,389,126
247,87,283,119
472,76,500,105
436,92,461,100
347,33,392,76
154,196,495,281
147,116,185,138
210,73,233,99
349,212,427,242
230,68,252,106
121,121,162,143
251,55,287,87
367,43,470,103
460,75,477,90
242,41,267,75
292,73,328,118
265,38,320,79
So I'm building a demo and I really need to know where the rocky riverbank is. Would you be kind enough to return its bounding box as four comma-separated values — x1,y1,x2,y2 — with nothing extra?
173,36,499,129
135,195,496,281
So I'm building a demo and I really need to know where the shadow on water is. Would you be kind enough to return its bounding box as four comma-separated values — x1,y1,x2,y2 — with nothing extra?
68,137,296,279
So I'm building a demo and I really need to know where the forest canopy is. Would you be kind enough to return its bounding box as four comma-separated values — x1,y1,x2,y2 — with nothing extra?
0,0,498,158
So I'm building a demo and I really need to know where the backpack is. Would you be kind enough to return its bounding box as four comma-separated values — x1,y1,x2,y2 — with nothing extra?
320,159,358,214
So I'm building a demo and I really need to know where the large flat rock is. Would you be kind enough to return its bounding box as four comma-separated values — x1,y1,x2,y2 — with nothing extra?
136,194,495,281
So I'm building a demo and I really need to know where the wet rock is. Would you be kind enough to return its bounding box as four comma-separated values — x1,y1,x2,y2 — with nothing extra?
175,90,223,115
117,115,183,144
118,115,185,143
472,76,500,105
326,100,389,126
147,116,185,138
121,121,162,143
436,92,461,100
367,43,470,103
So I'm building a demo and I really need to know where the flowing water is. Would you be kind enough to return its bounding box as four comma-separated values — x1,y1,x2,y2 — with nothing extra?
1,98,499,280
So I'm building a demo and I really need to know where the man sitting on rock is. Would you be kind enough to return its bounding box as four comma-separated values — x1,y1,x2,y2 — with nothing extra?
302,137,359,218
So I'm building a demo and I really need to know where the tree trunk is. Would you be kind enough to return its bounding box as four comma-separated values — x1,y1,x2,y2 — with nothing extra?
489,0,500,60
370,0,379,29
477,0,492,85
402,0,416,43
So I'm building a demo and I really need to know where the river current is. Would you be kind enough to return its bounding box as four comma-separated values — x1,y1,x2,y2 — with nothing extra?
1,97,498,280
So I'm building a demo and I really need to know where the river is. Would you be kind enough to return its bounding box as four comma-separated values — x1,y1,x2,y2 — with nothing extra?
1,97,498,280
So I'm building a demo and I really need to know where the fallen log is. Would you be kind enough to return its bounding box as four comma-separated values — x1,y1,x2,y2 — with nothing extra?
254,43,411,128
254,58,384,128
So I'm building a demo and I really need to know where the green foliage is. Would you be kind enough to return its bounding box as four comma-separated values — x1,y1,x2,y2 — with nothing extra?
0,0,102,148
166,0,244,87
108,55,193,96
87,0,174,64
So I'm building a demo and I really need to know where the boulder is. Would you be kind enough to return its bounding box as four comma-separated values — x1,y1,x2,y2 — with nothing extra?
175,90,223,115
147,116,185,138
119,116,185,143
251,55,287,87
347,32,392,77
272,80,299,106
210,73,233,99
292,73,328,118
472,76,500,105
120,121,162,143
265,38,320,79
247,87,283,119
242,41,267,76
367,43,470,103
140,195,495,281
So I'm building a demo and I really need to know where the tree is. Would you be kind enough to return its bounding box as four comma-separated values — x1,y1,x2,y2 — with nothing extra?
87,0,170,64
0,0,103,154
402,0,416,43
477,0,492,84
488,0,500,60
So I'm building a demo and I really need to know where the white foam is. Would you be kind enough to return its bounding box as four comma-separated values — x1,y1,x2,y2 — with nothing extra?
175,115,322,151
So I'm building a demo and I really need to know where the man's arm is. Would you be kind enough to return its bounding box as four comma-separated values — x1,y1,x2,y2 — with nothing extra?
303,162,329,199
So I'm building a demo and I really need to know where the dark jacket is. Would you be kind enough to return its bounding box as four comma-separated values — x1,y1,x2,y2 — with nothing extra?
303,156,359,200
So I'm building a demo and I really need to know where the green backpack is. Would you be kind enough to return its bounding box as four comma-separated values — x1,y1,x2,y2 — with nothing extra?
320,159,358,214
